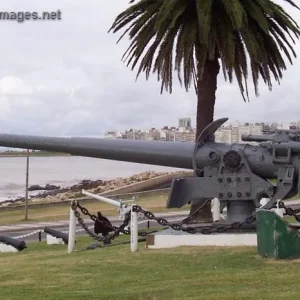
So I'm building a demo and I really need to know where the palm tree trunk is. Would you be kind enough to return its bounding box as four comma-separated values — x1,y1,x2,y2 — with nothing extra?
188,58,220,223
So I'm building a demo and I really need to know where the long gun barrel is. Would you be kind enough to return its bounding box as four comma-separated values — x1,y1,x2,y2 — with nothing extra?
242,129,300,143
241,134,275,142
0,129,278,179
0,134,194,169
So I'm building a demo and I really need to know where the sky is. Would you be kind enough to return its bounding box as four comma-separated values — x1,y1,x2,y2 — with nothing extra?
0,0,300,136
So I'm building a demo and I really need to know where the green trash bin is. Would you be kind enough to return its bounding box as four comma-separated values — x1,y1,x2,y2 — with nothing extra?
256,209,300,259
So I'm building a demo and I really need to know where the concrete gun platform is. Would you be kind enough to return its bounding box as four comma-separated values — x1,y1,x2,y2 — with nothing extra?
146,227,258,249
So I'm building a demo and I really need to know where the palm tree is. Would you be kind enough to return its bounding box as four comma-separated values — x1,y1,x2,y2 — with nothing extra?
109,0,300,222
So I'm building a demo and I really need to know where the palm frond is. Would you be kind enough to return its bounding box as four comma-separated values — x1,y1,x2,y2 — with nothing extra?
109,0,300,100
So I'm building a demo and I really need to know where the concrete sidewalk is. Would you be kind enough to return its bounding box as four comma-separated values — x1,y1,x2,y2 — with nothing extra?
0,210,190,233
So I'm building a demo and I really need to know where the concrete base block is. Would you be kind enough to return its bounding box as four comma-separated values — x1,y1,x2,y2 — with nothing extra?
46,234,65,245
146,228,257,249
0,243,18,253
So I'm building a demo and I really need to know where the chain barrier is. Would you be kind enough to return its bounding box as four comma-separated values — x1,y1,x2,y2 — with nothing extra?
132,200,300,235
13,230,42,239
62,227,94,234
71,201,131,245
279,201,300,222
71,201,160,245
71,198,300,245
132,205,256,234
12,227,94,240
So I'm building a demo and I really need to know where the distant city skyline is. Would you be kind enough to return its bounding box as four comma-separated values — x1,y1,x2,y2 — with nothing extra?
105,117,300,132
104,117,300,144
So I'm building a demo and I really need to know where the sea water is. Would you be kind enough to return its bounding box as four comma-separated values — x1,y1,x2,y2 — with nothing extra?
0,156,183,201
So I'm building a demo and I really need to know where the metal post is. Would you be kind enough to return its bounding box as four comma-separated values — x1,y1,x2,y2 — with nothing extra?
212,198,220,222
130,206,138,253
275,200,284,218
24,149,30,220
260,198,270,207
68,206,76,254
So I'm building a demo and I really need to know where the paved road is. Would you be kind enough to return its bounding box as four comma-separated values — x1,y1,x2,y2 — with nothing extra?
0,211,189,243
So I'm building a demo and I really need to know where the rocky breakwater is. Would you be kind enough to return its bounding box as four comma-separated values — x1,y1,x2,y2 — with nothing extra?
0,171,185,207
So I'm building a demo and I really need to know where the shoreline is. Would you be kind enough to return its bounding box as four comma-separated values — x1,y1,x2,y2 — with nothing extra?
0,171,190,208
0,154,70,158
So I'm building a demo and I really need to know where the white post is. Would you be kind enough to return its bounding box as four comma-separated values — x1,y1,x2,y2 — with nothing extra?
68,207,76,254
212,198,220,222
275,200,284,218
24,149,30,220
260,198,270,207
130,206,138,253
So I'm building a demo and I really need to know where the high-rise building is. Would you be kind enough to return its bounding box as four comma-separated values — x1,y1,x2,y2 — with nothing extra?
178,118,192,129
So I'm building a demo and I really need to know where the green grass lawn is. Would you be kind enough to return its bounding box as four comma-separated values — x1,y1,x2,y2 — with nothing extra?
0,190,189,226
0,236,300,300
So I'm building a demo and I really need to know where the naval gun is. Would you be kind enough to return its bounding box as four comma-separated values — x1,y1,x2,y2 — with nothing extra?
0,118,298,223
